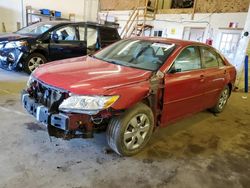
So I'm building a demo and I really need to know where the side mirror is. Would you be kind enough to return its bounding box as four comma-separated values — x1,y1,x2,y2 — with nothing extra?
169,66,181,74
51,32,59,42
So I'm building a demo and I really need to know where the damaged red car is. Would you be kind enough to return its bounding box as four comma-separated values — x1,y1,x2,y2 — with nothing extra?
22,38,236,156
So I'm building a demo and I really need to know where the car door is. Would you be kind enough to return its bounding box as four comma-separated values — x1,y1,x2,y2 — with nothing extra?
49,24,87,61
199,46,227,108
161,46,206,125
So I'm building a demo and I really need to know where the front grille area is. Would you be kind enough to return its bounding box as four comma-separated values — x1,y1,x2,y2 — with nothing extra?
28,80,68,111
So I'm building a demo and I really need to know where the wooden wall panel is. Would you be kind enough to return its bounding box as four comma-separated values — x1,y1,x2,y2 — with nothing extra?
196,0,250,13
100,0,250,13
100,0,142,10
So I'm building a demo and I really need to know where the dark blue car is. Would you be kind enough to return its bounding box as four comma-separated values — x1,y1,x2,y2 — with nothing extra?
0,21,120,74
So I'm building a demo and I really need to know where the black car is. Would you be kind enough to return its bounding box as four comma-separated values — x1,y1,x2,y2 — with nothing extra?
0,21,120,74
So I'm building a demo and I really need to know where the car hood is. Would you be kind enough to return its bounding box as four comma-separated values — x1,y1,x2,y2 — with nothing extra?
33,56,152,95
0,33,35,43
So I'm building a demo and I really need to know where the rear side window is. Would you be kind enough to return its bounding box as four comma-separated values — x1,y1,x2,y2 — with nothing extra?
99,28,119,41
201,47,219,68
217,55,225,67
173,46,201,72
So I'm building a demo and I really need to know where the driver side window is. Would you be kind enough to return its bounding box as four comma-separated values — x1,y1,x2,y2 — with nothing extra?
55,26,78,41
172,46,201,72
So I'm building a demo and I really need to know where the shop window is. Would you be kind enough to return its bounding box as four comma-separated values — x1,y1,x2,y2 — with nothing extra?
153,30,163,37
171,0,194,9
219,32,240,62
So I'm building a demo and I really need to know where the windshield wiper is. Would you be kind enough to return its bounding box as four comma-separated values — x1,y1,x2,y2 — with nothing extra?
89,56,121,65
106,60,121,65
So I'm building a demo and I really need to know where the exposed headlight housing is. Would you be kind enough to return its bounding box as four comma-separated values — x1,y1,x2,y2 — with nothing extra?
59,95,119,115
4,41,28,49
27,74,35,87
0,43,4,49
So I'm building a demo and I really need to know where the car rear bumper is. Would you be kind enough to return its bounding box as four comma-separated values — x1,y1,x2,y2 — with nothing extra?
21,91,94,138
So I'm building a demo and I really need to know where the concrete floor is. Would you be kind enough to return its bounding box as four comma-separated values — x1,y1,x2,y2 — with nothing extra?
0,69,249,188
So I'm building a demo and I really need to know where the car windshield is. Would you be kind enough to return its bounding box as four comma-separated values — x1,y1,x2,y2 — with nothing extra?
94,39,176,71
16,22,55,35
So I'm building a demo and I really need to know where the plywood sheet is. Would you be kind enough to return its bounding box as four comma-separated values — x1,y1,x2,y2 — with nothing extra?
100,0,250,13
100,0,159,10
195,0,249,13
100,0,142,10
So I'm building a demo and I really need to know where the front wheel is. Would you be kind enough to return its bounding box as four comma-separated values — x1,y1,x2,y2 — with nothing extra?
210,85,230,113
23,53,47,74
106,103,154,156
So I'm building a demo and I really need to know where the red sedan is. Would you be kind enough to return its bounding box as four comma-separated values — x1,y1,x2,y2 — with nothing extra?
22,38,236,156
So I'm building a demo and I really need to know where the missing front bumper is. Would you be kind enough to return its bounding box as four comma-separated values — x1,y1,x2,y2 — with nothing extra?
21,92,94,138
22,93,69,130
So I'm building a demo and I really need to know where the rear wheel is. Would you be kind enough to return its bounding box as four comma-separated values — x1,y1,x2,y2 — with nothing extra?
210,85,230,113
106,103,154,156
24,53,47,74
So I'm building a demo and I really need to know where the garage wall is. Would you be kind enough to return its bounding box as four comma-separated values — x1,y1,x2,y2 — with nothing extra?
0,0,99,32
0,0,22,32
100,11,247,49
153,13,247,48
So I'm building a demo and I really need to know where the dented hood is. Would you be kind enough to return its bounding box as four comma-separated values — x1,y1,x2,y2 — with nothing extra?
0,33,35,43
33,56,152,95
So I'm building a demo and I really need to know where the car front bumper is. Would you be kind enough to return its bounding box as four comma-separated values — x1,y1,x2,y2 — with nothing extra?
21,91,94,138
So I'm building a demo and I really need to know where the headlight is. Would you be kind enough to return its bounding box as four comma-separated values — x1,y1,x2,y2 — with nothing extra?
0,43,4,49
4,41,27,49
59,95,119,115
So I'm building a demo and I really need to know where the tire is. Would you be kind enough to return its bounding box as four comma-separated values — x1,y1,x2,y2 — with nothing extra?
106,103,154,156
210,85,230,113
23,53,47,74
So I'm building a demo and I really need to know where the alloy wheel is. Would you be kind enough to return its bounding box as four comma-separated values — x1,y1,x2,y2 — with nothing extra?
218,89,229,110
28,57,44,72
123,113,150,150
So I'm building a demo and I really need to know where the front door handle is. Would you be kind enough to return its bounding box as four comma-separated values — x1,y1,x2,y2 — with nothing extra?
200,75,205,82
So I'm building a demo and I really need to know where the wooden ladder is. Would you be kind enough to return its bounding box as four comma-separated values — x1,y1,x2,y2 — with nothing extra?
120,0,158,39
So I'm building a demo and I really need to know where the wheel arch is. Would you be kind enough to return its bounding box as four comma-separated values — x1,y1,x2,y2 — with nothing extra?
227,82,233,96
31,49,48,60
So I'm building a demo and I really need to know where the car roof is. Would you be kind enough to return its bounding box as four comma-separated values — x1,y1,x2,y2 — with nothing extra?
40,21,117,29
130,37,208,47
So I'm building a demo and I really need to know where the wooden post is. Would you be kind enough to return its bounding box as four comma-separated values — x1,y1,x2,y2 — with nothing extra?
191,0,197,20
2,22,6,32
154,0,159,17
69,13,76,21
